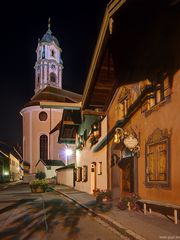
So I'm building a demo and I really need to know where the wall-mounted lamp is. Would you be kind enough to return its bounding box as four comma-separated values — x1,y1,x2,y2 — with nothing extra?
114,128,128,144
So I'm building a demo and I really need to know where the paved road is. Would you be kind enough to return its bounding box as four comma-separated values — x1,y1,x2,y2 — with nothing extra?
0,183,125,240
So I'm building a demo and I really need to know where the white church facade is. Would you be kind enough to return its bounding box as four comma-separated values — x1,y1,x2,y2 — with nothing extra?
20,19,81,175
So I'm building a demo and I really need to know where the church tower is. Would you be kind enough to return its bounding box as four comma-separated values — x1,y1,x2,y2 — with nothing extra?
34,18,63,93
20,19,81,175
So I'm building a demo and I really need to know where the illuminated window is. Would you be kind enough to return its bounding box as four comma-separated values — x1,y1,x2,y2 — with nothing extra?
39,111,48,121
142,78,171,113
40,135,48,160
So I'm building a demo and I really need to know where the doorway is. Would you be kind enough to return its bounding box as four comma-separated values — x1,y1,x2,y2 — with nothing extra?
119,156,134,195
90,162,96,194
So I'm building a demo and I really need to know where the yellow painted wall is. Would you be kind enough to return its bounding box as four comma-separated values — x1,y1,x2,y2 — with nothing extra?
107,70,180,205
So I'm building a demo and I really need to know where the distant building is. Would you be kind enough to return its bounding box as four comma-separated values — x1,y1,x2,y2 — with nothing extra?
0,142,22,182
20,19,81,176
36,159,65,179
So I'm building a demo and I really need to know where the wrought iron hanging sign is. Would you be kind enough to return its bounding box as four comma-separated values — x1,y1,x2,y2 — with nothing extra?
114,128,140,154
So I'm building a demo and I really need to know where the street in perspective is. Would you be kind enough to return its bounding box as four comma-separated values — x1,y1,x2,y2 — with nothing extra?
0,182,180,240
0,0,180,240
0,182,126,240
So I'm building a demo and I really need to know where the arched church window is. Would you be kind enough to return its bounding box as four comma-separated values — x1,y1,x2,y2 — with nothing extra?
50,72,56,83
40,135,48,160
42,45,45,59
39,111,48,121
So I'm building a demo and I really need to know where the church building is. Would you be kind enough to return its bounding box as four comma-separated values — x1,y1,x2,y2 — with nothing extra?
20,19,81,174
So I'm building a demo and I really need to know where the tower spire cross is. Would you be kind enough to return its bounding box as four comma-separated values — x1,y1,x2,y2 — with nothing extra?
48,17,51,30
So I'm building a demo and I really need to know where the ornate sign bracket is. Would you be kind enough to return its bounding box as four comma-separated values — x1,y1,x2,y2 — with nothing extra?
114,127,140,154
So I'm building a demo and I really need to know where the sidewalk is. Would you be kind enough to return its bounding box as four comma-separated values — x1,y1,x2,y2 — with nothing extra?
52,185,180,240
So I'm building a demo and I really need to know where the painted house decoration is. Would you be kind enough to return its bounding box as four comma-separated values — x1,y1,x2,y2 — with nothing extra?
20,19,81,175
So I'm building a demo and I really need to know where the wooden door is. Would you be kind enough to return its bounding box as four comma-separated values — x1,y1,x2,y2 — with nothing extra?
121,157,134,194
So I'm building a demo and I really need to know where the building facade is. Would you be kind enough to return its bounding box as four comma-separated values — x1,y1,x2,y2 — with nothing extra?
20,20,81,174
0,142,22,182
75,0,180,208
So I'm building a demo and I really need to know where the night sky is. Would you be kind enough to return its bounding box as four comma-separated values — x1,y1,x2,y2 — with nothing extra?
0,1,109,147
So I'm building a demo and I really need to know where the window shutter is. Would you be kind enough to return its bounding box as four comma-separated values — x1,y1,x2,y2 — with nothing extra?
76,167,82,182
97,162,102,175
82,165,88,182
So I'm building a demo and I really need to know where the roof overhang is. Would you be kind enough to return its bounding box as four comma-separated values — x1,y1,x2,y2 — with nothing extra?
82,0,127,112
82,0,180,112
40,101,82,110
58,109,81,144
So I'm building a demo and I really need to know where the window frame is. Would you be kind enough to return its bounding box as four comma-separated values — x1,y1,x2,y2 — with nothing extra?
145,130,170,188
50,72,56,83
40,134,48,161
82,165,88,182
97,162,102,175
39,111,48,121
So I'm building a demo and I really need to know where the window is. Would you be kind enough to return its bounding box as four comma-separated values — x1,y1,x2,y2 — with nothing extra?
117,87,129,119
145,129,170,187
150,79,171,107
89,121,101,147
40,135,48,160
39,50,41,59
82,165,88,182
76,167,82,182
142,78,171,113
117,96,129,118
46,166,51,170
51,50,55,57
97,162,102,175
37,74,40,84
42,46,45,59
50,72,56,83
39,111,48,121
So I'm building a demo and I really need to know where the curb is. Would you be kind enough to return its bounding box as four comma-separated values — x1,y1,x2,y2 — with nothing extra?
52,187,145,240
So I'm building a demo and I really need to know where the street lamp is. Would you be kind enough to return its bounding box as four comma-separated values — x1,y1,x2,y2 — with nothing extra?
65,148,72,165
